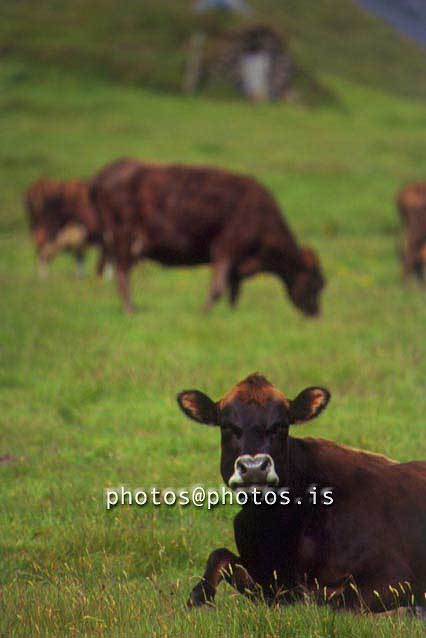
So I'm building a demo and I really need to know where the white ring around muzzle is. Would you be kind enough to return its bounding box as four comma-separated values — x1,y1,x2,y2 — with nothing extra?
228,453,279,489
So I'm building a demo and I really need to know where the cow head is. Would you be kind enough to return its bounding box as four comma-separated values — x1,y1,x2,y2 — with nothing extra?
27,180,90,275
34,222,87,257
177,374,330,489
287,248,325,317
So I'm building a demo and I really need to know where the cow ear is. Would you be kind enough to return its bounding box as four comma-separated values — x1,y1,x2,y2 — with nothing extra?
289,387,330,425
177,390,218,425
300,247,317,269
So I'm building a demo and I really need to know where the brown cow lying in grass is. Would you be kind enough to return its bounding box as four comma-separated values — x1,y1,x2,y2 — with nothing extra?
91,158,325,316
178,373,426,617
397,182,426,283
25,178,103,278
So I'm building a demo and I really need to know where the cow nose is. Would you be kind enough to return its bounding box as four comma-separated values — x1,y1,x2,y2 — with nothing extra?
229,454,279,488
237,455,271,475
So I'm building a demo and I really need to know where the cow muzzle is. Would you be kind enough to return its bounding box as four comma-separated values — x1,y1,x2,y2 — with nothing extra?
228,454,279,489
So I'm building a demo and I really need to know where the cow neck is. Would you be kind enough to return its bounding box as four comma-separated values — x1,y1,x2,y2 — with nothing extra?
286,436,332,490
265,245,304,287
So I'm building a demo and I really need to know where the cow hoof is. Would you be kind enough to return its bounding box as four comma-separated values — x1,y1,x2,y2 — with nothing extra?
187,581,215,609
103,264,114,282
124,305,135,315
38,264,49,280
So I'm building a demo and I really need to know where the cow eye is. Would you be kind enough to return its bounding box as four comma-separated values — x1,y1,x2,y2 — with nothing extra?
267,422,285,435
221,422,242,437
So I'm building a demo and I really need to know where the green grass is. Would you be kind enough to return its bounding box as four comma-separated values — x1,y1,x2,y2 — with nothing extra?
2,8,426,635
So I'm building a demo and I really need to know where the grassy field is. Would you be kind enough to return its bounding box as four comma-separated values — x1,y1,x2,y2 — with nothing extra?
2,3,426,636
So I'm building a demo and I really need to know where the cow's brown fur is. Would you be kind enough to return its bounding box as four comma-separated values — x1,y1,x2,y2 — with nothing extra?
178,374,426,614
91,158,325,315
219,374,289,408
25,178,102,274
397,182,426,282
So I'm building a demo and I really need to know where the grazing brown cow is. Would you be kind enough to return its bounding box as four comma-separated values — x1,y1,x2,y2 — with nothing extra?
25,178,103,278
397,182,426,283
91,159,325,315
178,374,426,616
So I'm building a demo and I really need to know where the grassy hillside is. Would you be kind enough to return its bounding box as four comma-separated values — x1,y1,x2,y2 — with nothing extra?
2,2,426,637
1,0,426,100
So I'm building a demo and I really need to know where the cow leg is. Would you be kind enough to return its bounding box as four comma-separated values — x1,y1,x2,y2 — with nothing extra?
116,265,134,314
103,262,114,282
228,271,241,307
227,257,262,307
401,252,411,281
96,250,106,278
411,255,426,286
37,256,49,280
374,606,426,620
75,249,85,278
399,232,416,281
96,249,114,281
113,232,136,313
414,263,426,285
405,237,426,285
204,259,231,311
37,243,56,279
188,548,257,608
